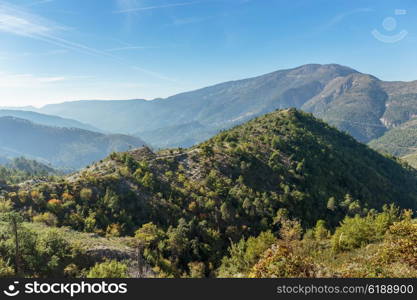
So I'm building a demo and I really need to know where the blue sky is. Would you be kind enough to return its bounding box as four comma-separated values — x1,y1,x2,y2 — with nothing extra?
1,0,417,107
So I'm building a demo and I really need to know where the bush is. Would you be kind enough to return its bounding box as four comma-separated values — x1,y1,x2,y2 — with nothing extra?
79,188,93,202
0,258,14,277
188,262,205,278
217,231,276,277
249,244,318,278
312,220,330,240
331,215,374,252
33,212,58,226
135,222,164,248
106,224,122,237
35,229,74,277
332,207,400,253
87,260,129,278
382,215,417,267
275,214,303,243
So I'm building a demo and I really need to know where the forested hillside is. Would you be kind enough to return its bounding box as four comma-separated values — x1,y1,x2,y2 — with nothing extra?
368,118,417,167
0,157,59,185
1,109,416,278
0,117,146,169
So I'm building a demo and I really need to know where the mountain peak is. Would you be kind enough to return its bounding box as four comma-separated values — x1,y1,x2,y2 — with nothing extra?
287,63,359,76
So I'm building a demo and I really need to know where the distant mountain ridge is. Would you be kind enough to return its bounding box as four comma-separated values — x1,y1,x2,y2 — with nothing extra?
0,116,146,169
34,64,360,146
12,63,417,149
0,109,102,132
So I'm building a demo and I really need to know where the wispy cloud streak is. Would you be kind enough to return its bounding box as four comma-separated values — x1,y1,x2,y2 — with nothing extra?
25,0,54,7
0,72,66,88
114,1,202,13
106,46,157,52
0,1,175,81
323,8,374,30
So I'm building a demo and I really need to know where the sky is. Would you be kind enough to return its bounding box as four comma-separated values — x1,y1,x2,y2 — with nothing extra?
1,0,417,107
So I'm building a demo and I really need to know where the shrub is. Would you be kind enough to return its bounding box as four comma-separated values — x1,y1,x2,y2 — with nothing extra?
84,211,97,233
87,260,129,278
331,207,400,253
106,224,122,237
33,212,58,226
135,222,164,248
249,244,318,278
188,262,205,278
217,231,276,277
0,258,14,277
79,188,93,202
0,198,12,213
382,216,417,267
35,229,73,277
332,215,375,252
312,220,330,240
278,218,302,243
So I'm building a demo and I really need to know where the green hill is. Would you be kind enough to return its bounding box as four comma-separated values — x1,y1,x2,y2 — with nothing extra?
4,109,417,277
0,157,60,185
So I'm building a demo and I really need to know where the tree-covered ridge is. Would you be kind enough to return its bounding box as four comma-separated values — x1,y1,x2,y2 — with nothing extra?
368,126,417,157
382,93,417,128
0,157,60,185
368,118,417,168
2,109,417,277
0,116,146,169
6,157,58,176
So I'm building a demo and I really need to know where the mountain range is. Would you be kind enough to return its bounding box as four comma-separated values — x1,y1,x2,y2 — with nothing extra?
2,63,417,168
0,116,145,169
0,109,101,132
20,64,417,152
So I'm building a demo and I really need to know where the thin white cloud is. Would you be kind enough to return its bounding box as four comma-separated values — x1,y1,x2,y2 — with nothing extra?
0,1,176,81
106,46,157,52
25,0,54,7
172,15,212,25
3,49,68,59
0,72,66,88
131,66,177,83
0,3,113,57
114,1,203,13
115,0,139,11
37,76,65,82
0,5,57,36
324,8,374,30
